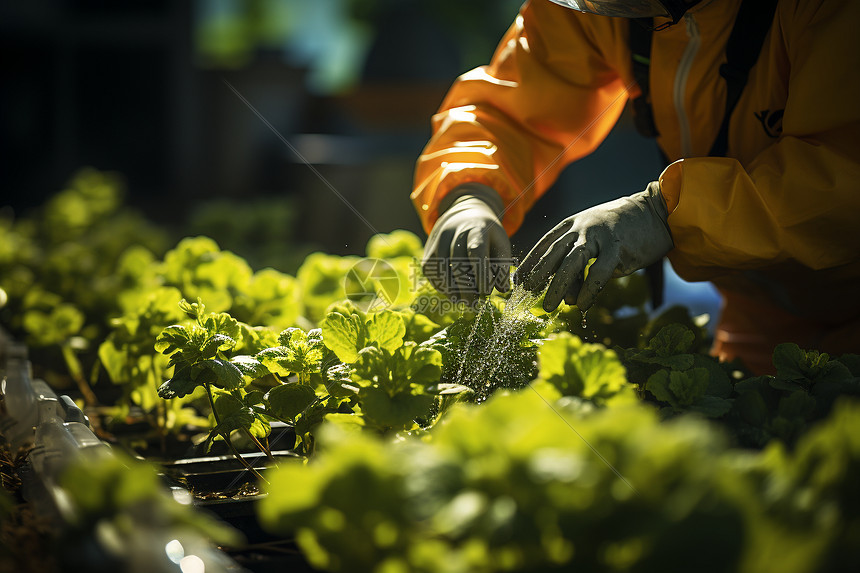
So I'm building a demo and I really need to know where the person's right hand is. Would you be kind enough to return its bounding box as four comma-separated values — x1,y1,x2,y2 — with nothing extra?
514,181,673,312
421,184,512,302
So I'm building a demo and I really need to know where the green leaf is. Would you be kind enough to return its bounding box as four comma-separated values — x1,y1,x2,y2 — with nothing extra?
155,324,235,371
258,328,325,376
242,389,265,407
154,325,191,355
200,333,237,359
813,361,855,387
58,450,242,547
239,325,280,355
623,323,697,371
538,334,633,405
278,327,302,347
247,415,271,439
645,370,674,405
203,312,242,343
194,358,244,390
98,338,130,387
366,310,406,352
256,347,292,377
178,297,205,321
772,343,808,381
648,324,695,356
365,230,423,259
22,303,85,347
770,343,853,389
212,392,255,433
690,395,732,418
399,343,443,388
231,355,270,379
692,354,733,398
645,368,709,410
427,383,475,396
325,363,361,397
402,310,441,345
234,268,302,330
266,383,318,420
157,365,199,399
322,412,365,432
769,378,804,392
734,388,769,426
648,353,695,371
667,368,709,407
358,386,434,431
733,376,771,395
776,390,816,420
293,396,352,439
321,312,364,363
539,336,584,395
296,253,360,322
351,343,442,396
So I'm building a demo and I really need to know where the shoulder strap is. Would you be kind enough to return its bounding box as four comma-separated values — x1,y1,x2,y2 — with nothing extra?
708,0,779,156
629,18,658,138
628,0,780,156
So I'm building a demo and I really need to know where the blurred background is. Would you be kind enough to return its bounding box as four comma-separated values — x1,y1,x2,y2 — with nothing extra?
0,0,719,315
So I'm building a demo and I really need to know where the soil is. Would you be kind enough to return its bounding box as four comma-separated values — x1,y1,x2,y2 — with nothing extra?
0,438,59,573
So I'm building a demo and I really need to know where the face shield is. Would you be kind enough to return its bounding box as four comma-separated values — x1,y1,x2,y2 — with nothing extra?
547,0,695,23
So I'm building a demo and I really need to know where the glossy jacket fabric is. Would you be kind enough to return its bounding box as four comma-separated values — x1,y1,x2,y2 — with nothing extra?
411,0,860,372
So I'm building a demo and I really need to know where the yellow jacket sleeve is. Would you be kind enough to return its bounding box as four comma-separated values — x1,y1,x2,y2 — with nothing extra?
411,0,633,236
660,0,860,281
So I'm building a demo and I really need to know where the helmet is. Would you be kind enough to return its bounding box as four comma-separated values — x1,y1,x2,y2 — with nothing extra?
547,0,703,23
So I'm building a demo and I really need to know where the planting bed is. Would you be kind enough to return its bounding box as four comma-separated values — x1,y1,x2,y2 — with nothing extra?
2,170,860,572
0,331,321,572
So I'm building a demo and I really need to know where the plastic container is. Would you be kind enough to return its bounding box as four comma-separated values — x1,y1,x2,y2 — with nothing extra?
30,419,111,479
59,394,90,426
0,344,38,450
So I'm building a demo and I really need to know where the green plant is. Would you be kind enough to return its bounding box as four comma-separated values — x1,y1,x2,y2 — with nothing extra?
56,450,242,566
9,169,860,573
0,169,169,403
258,386,860,573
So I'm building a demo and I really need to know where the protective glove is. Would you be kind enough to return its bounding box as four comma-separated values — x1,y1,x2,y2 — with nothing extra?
514,181,673,312
422,183,512,302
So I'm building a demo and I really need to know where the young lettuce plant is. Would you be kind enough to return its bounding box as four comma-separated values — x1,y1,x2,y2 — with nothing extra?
620,323,734,419
98,286,208,446
423,295,545,404
255,326,352,456
20,291,97,405
320,304,443,434
621,325,860,449
155,299,276,479
154,299,353,463
536,332,637,407
727,343,860,448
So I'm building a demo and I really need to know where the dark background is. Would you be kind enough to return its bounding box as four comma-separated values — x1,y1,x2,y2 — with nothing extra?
0,0,667,249
1,0,717,316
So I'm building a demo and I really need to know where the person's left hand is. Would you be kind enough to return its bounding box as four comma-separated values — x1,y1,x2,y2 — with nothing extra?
514,181,673,312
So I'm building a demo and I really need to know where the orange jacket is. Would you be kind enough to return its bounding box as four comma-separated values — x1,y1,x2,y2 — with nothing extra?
412,0,860,353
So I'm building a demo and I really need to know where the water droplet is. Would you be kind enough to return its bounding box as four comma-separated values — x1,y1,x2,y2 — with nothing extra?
452,285,546,398
580,310,588,330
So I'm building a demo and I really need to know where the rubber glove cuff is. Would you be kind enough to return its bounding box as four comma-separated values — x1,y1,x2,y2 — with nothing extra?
438,183,505,218
422,183,512,300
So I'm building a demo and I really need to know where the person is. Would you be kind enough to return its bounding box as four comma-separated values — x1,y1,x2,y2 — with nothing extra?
412,0,860,374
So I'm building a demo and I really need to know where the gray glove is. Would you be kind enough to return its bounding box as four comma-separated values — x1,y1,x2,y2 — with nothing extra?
422,183,512,302
514,181,673,312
